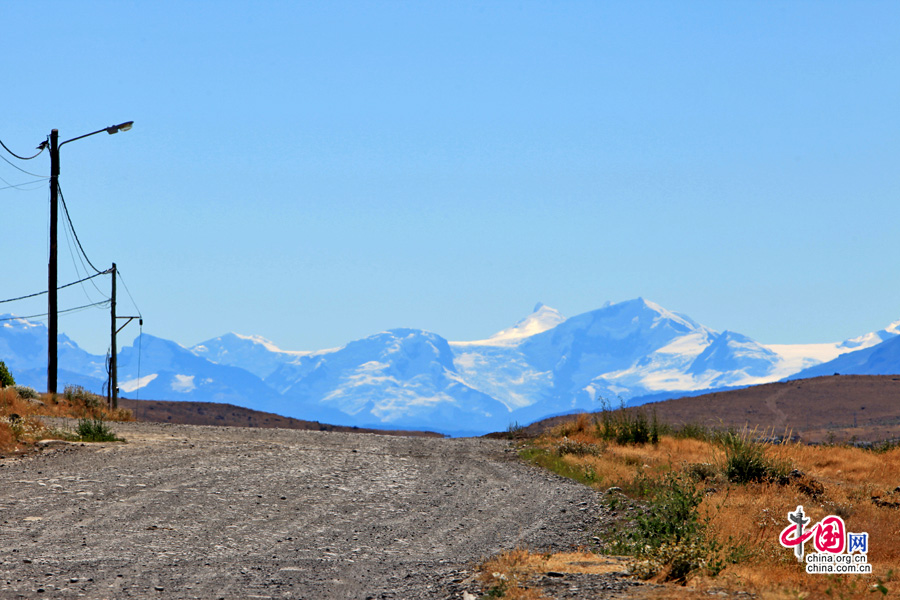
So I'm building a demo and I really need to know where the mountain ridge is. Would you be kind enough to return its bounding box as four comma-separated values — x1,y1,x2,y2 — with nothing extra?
2,299,898,435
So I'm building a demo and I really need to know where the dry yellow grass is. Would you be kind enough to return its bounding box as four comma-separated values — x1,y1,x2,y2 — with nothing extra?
478,548,632,599
515,417,900,599
0,421,16,452
0,386,133,453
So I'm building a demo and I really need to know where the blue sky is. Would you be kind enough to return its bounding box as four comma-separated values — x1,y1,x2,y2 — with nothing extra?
3,1,899,355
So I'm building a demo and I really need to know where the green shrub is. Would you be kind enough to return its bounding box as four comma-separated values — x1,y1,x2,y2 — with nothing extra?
75,418,121,442
605,473,722,583
14,386,40,400
595,400,662,445
0,361,15,388
674,422,713,441
686,462,718,482
505,421,527,440
719,429,790,483
65,385,102,408
554,436,604,457
519,446,602,486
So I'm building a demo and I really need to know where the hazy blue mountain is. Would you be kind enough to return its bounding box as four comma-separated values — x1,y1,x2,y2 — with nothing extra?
12,367,106,395
788,334,900,379
191,333,310,380
687,331,780,378
267,328,512,434
3,301,899,436
113,334,283,412
455,299,728,417
1,315,106,388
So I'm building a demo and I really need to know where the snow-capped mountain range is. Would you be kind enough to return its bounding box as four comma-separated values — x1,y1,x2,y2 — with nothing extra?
2,299,898,435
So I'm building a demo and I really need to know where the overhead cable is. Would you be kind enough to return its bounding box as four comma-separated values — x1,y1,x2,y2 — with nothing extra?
60,200,108,301
0,152,46,177
0,271,111,304
0,300,110,322
0,175,48,191
116,268,143,318
58,183,103,274
0,138,45,160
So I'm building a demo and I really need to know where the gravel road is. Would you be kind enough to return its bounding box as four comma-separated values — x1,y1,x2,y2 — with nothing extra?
0,421,626,599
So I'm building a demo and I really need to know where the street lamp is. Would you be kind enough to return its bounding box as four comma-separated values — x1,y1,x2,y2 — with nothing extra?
41,122,134,396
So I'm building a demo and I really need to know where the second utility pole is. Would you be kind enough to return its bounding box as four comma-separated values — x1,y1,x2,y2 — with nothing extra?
48,130,59,397
109,263,118,409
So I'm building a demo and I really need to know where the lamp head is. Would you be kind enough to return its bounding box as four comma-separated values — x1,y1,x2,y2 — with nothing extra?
106,121,134,134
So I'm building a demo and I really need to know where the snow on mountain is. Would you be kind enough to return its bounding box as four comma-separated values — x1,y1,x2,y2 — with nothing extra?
787,333,900,379
4,303,900,436
191,332,315,379
114,333,283,412
761,319,900,378
762,343,847,377
1,315,106,389
452,299,725,416
268,328,512,434
839,319,900,350
687,331,780,379
521,299,722,404
454,303,566,347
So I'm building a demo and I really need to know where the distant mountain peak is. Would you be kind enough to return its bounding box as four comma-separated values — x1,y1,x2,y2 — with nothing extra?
885,319,900,335
839,317,900,350
460,304,566,346
231,333,285,353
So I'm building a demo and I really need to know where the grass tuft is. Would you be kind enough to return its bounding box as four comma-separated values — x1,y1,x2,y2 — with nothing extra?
719,428,790,483
75,418,123,442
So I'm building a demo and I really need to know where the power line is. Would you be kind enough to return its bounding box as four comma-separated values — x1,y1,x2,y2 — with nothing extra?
60,196,108,302
0,300,110,322
116,268,143,318
0,271,111,304
0,152,46,178
0,137,45,160
0,175,48,191
58,183,103,274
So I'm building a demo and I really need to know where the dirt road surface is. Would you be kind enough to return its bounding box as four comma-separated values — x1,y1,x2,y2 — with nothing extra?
1,421,619,599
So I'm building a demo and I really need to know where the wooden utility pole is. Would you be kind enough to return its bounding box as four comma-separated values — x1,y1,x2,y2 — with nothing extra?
109,263,118,409
42,121,132,399
48,129,59,397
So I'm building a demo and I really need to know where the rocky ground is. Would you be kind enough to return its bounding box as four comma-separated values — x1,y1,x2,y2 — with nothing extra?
0,421,643,599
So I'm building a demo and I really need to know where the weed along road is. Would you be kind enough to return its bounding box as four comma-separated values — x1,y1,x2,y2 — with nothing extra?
0,421,606,599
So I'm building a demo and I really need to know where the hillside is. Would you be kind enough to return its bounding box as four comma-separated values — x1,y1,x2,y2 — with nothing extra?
118,398,444,437
524,375,900,444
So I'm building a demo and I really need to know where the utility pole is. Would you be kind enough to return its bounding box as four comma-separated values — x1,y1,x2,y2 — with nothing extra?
109,263,141,411
41,121,133,398
48,130,59,397
109,263,118,409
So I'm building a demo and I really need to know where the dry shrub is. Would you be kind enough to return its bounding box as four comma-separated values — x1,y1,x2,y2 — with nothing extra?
478,548,546,599
552,412,595,438
0,385,132,452
478,549,631,599
0,385,133,422
0,386,33,418
0,421,16,453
